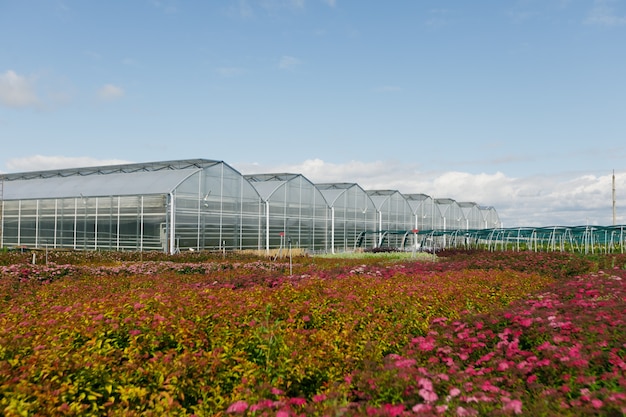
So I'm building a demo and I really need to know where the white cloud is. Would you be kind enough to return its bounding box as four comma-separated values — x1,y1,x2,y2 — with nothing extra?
97,84,125,101
6,155,132,172
585,0,626,26
278,55,301,70
0,70,41,108
234,159,626,227
322,0,336,7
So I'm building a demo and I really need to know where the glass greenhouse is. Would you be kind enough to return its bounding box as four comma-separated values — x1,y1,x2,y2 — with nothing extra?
366,190,414,248
0,159,502,253
0,160,263,253
480,206,502,229
404,194,436,231
315,183,378,252
458,202,483,230
244,173,328,253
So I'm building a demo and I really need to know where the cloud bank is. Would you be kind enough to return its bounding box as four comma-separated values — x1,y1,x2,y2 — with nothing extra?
234,159,625,228
0,70,41,108
3,156,623,228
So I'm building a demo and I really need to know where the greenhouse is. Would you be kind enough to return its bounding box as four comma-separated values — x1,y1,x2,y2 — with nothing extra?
244,173,328,253
0,160,263,253
404,193,436,231
458,202,483,230
433,198,464,231
366,190,414,248
315,183,378,252
480,206,501,229
0,158,505,253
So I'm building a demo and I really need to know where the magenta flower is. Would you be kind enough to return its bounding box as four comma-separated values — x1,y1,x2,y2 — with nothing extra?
226,400,248,413
288,397,306,406
413,335,436,352
417,377,433,392
419,388,438,403
456,406,478,416
382,404,405,417
312,393,327,403
502,398,523,414
412,403,432,413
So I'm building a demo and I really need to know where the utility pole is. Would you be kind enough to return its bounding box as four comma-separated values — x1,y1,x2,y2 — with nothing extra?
613,170,616,226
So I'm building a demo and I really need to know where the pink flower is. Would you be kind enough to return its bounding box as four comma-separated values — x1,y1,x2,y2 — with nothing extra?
383,404,405,417
449,387,461,397
502,399,523,414
312,394,327,403
249,400,273,412
419,388,438,403
480,381,499,393
288,397,306,406
418,378,433,392
413,336,436,352
497,361,510,371
456,406,478,416
226,400,248,413
591,399,603,409
412,404,432,413
395,358,417,368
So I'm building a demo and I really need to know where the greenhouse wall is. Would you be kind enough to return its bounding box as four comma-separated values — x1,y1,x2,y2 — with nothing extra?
0,194,167,251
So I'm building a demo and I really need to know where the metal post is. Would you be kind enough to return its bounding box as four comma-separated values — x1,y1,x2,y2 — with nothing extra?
288,237,292,275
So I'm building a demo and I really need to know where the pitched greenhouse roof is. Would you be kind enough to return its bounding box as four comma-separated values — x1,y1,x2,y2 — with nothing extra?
316,183,361,206
2,158,222,181
1,158,234,200
3,169,201,200
244,173,322,202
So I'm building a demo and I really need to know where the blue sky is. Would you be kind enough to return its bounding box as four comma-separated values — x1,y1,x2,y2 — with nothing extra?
1,0,625,227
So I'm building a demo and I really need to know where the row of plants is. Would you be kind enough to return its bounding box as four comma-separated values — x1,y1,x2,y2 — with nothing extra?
0,250,624,416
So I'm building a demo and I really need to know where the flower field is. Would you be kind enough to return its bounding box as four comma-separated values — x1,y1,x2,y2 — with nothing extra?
0,250,625,416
